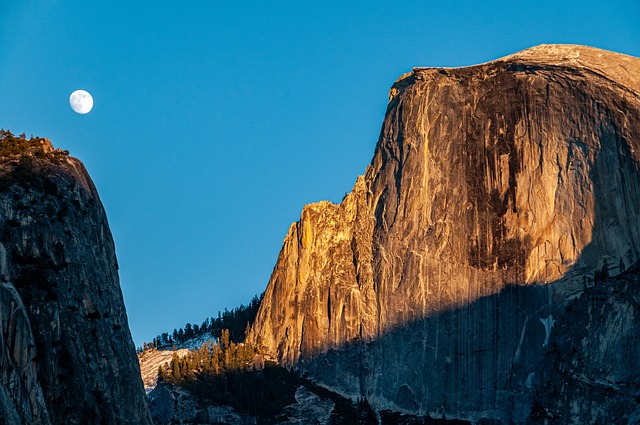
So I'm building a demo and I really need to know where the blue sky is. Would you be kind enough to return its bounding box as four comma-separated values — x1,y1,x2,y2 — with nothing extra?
1,0,639,346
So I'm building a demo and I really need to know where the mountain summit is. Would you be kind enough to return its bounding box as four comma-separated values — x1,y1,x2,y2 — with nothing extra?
249,45,640,422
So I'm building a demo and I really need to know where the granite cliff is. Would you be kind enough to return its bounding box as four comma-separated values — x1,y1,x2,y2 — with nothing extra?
0,133,152,424
250,45,640,422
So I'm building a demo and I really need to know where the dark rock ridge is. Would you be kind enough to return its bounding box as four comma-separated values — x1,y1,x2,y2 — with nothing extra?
0,133,152,424
249,45,640,422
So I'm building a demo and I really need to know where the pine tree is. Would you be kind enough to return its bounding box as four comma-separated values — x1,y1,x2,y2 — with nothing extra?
158,365,168,383
221,329,230,350
244,322,251,342
171,352,181,382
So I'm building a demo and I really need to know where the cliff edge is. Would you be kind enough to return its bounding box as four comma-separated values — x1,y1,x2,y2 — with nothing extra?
0,132,152,425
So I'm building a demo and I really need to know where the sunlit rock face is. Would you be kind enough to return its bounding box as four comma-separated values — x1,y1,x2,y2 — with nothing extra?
0,139,152,424
251,45,640,422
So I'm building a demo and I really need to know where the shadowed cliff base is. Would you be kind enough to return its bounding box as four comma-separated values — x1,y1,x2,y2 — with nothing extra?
249,45,640,423
297,282,554,422
296,268,640,424
149,357,480,425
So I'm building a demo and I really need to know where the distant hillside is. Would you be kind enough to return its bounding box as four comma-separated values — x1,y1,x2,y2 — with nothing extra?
139,293,262,351
137,294,263,394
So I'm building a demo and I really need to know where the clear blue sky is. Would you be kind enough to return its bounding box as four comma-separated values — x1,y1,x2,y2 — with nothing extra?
1,0,638,346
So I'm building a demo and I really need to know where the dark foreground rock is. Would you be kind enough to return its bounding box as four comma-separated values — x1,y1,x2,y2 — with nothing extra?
147,362,472,425
0,133,152,424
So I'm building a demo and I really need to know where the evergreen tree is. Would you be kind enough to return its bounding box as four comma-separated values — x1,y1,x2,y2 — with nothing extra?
221,329,230,349
158,365,168,383
244,322,251,340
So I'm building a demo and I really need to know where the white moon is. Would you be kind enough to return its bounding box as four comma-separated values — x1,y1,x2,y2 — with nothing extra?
69,90,94,114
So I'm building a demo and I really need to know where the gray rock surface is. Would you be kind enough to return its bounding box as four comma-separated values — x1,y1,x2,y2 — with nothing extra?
1,281,50,425
250,45,640,422
531,270,640,424
148,382,336,425
148,384,256,425
283,386,334,425
0,135,152,424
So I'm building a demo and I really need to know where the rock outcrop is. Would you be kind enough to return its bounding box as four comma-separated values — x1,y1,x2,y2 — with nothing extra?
148,384,253,425
250,45,640,422
138,347,191,394
0,133,152,424
531,268,640,424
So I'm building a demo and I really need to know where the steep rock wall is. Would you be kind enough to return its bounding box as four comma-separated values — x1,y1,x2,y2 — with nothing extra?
250,45,640,422
0,136,152,424
1,281,50,424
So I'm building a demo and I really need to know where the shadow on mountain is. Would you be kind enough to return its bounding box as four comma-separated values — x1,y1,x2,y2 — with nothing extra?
296,120,640,424
298,281,554,422
297,268,640,423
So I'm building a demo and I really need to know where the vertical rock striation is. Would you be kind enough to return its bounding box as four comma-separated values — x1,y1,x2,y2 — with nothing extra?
0,134,152,424
250,45,640,422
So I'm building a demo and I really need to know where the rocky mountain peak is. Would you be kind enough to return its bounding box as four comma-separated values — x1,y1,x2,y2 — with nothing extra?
250,45,640,422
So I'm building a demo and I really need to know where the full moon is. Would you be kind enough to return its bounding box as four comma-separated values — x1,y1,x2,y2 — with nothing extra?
69,90,93,114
